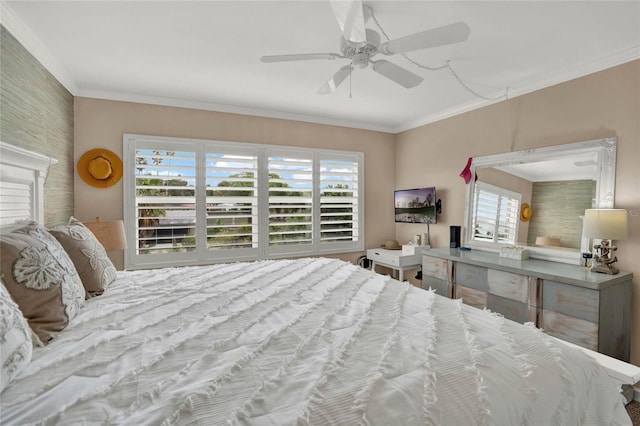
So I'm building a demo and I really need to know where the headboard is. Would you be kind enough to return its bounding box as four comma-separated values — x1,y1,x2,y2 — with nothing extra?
0,141,58,227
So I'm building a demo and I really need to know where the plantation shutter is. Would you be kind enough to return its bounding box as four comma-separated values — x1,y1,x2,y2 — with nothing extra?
124,134,364,269
319,154,361,251
134,148,197,256
267,151,313,253
472,182,520,244
498,196,520,243
205,149,259,256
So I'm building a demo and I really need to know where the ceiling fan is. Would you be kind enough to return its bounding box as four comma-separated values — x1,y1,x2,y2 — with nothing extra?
260,0,470,94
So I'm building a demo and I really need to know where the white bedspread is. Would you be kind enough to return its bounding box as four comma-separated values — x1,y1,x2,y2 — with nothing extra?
1,258,630,425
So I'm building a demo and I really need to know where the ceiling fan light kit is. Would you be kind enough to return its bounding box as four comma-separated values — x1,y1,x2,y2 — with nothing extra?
259,0,471,95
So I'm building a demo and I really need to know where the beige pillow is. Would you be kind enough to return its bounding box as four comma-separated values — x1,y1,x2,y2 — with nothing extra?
0,222,85,344
0,279,33,393
49,217,117,298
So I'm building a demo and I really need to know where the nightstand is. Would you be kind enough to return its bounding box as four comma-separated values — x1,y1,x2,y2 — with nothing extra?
367,248,422,282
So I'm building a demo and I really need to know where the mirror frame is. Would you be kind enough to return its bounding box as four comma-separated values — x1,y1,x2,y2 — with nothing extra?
463,137,617,264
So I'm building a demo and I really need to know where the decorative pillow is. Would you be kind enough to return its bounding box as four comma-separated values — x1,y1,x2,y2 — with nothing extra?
49,217,117,298
0,280,33,393
0,222,85,344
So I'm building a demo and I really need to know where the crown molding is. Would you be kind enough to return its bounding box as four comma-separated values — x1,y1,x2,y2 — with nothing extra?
84,44,640,135
75,89,397,133
394,45,640,133
0,2,79,94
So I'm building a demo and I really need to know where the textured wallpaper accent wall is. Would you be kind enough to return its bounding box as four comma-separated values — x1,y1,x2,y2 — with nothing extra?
526,180,596,248
0,25,74,227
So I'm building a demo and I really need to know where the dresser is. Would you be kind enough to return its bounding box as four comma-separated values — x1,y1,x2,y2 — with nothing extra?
422,248,632,361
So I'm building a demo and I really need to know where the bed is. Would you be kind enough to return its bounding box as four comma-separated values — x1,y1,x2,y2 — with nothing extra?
0,141,635,425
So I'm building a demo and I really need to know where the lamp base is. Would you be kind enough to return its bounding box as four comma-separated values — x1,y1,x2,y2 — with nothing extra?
591,264,619,275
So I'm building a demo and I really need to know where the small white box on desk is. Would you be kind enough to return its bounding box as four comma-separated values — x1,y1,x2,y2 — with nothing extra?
402,245,417,255
499,246,530,260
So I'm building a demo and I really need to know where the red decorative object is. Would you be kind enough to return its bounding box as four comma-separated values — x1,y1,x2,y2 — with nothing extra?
460,157,474,183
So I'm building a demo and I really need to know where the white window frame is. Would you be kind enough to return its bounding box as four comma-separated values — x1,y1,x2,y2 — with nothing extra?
470,181,521,248
123,134,364,269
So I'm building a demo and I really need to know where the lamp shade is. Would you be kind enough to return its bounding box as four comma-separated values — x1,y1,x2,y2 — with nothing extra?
583,209,629,240
84,218,127,250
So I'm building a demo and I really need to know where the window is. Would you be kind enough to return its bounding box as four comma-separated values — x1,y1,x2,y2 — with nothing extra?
133,149,197,256
319,155,360,247
267,152,313,252
205,148,259,256
123,134,364,269
471,182,521,245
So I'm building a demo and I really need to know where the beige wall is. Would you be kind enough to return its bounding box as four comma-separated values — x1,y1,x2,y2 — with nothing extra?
73,98,397,269
395,59,640,364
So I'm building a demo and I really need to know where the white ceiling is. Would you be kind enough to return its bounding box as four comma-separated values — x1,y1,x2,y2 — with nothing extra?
2,1,639,133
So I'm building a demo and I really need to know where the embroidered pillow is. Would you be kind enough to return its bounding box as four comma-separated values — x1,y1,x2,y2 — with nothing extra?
49,217,117,298
0,222,86,344
0,280,33,393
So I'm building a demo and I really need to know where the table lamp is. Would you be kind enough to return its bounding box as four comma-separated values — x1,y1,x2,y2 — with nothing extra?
83,217,127,251
582,209,629,274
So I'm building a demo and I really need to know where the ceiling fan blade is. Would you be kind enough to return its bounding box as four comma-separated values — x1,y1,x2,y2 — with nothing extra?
330,0,367,46
318,64,353,94
261,53,342,63
379,21,471,55
372,60,423,88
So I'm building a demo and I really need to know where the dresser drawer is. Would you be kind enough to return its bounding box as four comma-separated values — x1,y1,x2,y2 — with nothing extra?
456,285,487,310
422,256,450,281
487,294,536,324
455,263,487,291
541,309,598,351
368,249,421,268
368,249,399,267
423,277,452,298
487,269,533,304
542,280,599,323
367,250,400,266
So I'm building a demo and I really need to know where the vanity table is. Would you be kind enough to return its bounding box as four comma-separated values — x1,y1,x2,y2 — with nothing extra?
367,248,421,282
422,247,632,361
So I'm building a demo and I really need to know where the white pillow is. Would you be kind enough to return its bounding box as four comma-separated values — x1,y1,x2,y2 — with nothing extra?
0,280,33,393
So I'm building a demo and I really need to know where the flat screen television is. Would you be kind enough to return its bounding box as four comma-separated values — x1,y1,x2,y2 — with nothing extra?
394,187,437,224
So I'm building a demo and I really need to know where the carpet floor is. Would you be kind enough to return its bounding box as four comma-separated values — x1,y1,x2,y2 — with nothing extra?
627,401,640,425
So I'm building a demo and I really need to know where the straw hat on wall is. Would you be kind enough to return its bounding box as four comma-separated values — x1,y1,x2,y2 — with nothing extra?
77,148,123,188
520,203,532,222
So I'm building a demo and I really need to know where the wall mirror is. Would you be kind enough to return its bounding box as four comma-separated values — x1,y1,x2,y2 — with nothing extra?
462,137,617,264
